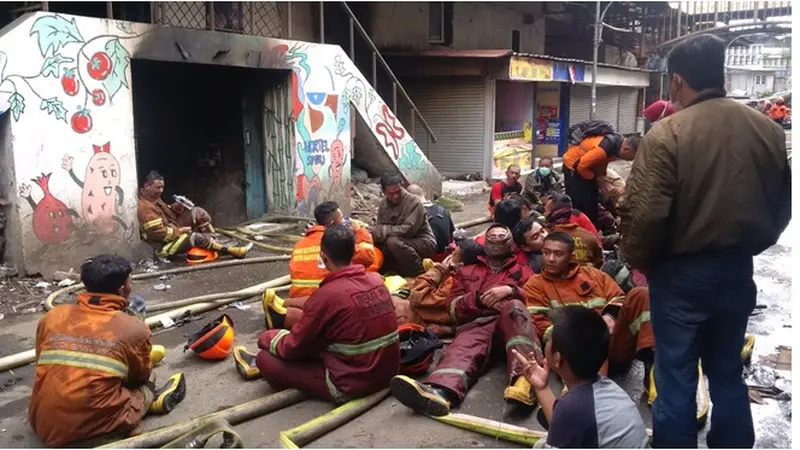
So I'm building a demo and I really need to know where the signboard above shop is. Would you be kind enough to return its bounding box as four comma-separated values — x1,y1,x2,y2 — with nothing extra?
508,56,586,83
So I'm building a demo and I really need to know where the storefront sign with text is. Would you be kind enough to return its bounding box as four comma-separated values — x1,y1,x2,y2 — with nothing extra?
509,56,553,82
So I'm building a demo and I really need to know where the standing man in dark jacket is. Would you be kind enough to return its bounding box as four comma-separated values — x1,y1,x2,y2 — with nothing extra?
239,225,400,403
390,224,540,414
620,34,791,449
373,173,437,276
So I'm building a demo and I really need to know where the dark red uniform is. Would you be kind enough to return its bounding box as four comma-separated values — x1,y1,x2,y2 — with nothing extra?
256,265,400,403
424,256,539,402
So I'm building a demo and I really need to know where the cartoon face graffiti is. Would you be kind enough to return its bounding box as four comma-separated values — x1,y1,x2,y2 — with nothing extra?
82,143,121,233
19,173,74,245
329,140,345,185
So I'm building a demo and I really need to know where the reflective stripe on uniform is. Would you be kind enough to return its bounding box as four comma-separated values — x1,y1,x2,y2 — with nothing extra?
608,296,626,305
543,325,554,343
430,368,469,389
142,218,163,230
270,329,290,357
37,349,128,379
505,335,541,354
325,369,349,404
449,298,459,324
527,306,550,315
550,298,606,310
159,233,189,256
356,242,374,250
326,330,399,356
291,279,322,288
629,311,651,336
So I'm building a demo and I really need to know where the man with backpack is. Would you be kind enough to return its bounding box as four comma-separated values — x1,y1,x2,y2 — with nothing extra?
562,121,641,226
407,184,455,262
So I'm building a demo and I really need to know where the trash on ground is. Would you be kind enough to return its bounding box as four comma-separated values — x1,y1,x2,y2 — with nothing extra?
52,270,76,282
749,388,766,404
159,316,176,329
229,301,251,311
0,313,4,321
747,365,777,388
57,278,76,287
35,281,51,289
153,283,171,291
158,274,170,281
0,265,19,278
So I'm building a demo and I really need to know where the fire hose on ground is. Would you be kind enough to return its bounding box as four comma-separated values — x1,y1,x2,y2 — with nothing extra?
0,215,492,374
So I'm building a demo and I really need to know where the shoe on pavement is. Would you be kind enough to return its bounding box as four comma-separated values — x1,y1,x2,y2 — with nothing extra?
233,346,261,381
149,373,187,414
390,375,451,417
262,289,287,329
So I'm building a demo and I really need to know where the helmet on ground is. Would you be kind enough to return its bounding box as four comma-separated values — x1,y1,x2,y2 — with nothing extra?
184,314,235,360
187,247,218,265
398,323,443,376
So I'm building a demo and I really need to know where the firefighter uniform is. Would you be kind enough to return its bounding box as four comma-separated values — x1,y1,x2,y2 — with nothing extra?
563,134,623,225
137,191,215,257
523,265,653,373
284,224,378,329
28,293,154,447
256,265,400,403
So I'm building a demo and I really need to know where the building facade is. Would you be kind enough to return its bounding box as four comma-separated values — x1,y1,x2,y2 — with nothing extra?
726,37,792,98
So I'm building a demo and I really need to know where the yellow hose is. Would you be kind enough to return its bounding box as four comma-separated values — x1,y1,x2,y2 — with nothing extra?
278,389,390,448
217,229,293,254
45,255,291,311
431,413,546,447
99,389,309,448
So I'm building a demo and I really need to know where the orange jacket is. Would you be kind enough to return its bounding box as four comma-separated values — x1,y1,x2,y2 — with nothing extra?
409,263,457,336
770,105,788,120
137,191,182,243
289,224,377,298
563,136,614,180
551,223,604,268
29,293,152,448
523,265,625,342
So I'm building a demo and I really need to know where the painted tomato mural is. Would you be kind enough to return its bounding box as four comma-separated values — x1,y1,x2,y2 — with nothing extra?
61,68,79,96
71,108,93,134
87,51,112,80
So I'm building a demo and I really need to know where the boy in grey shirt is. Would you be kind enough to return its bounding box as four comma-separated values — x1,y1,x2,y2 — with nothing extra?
514,305,648,448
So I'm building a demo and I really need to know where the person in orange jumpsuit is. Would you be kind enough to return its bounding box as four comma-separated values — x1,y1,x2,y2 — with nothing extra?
263,201,378,330
522,232,654,393
769,97,789,126
562,128,640,226
409,238,485,338
28,255,186,447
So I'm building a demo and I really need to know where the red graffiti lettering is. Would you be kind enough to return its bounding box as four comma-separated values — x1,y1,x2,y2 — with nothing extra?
375,105,405,159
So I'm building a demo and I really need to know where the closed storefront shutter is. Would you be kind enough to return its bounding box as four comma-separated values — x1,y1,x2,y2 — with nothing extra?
569,84,592,126
400,77,487,176
617,87,639,134
596,87,620,129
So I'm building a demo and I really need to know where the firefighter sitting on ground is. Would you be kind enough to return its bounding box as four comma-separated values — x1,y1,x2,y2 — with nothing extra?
260,201,379,331
137,170,250,260
233,225,400,403
28,255,186,448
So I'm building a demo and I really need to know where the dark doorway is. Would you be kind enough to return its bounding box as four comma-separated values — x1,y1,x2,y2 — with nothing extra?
130,59,287,226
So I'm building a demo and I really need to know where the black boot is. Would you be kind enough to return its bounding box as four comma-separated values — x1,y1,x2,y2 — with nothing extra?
148,373,187,414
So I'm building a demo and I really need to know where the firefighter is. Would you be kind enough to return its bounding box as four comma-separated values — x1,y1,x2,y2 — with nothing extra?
233,225,400,403
373,173,437,277
29,255,186,448
562,123,641,226
390,224,541,415
407,184,455,263
137,171,250,259
523,232,653,389
262,201,378,330
769,97,790,126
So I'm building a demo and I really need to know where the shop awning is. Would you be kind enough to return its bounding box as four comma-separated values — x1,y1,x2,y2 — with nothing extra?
382,49,513,59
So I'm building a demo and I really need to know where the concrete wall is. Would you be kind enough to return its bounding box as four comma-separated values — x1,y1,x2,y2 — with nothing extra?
0,12,440,274
584,66,650,88
368,2,545,54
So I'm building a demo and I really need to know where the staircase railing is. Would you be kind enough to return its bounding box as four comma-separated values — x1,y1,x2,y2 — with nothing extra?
314,1,438,150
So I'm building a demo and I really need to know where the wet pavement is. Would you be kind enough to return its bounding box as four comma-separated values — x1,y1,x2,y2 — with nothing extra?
0,175,794,447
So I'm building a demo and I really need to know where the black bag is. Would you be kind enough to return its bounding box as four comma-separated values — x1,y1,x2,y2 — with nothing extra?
567,120,616,147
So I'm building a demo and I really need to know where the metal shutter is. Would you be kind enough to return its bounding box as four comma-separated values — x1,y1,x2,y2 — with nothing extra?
401,77,487,176
596,87,620,129
569,84,591,126
617,88,639,134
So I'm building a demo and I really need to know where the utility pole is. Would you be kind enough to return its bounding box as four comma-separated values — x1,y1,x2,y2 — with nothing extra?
591,1,617,119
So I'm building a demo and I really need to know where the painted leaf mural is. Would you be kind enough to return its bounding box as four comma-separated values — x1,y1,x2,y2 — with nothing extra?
8,92,24,121
102,38,130,100
39,97,67,121
29,15,84,57
40,54,74,78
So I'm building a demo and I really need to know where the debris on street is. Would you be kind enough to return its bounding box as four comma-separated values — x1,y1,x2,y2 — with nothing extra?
153,283,171,291
56,278,76,287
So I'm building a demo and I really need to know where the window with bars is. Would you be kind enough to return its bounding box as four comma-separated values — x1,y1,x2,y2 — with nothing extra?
154,2,286,38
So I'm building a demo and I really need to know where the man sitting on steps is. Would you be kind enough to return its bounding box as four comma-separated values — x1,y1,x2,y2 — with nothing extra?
233,225,400,403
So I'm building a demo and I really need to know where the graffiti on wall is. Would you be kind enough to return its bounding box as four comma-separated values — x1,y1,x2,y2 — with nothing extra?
0,14,140,258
